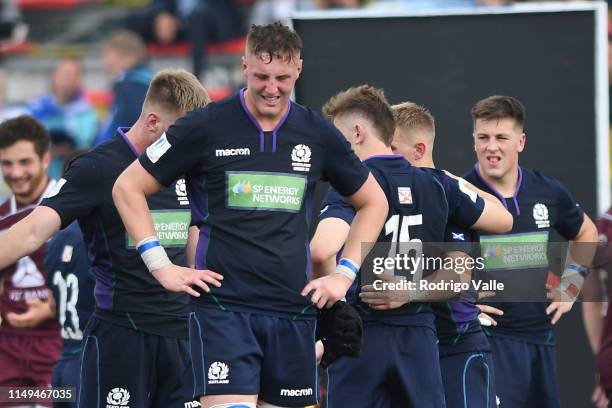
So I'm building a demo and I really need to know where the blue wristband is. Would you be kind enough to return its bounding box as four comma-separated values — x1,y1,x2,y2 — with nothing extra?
566,263,587,278
137,240,161,254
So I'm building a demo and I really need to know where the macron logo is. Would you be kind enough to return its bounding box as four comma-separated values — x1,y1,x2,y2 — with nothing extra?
216,148,250,157
280,388,313,397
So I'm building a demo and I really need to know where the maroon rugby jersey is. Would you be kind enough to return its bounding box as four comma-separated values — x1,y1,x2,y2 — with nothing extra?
596,207,612,391
0,180,60,336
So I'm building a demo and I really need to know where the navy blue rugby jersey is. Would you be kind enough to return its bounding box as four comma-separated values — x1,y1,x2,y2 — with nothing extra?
45,222,95,358
320,155,452,327
421,168,485,229
138,90,369,319
433,224,490,356
41,129,191,338
464,165,584,344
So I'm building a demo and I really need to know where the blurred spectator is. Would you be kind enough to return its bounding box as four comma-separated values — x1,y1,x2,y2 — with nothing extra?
0,0,27,51
27,58,99,149
124,0,246,79
94,31,153,145
47,130,77,180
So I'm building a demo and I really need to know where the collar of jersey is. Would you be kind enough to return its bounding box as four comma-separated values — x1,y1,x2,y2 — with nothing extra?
117,127,139,158
364,154,404,162
238,88,292,153
473,163,523,215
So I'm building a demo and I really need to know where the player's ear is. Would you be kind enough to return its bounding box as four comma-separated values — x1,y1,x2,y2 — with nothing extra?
518,133,526,152
354,123,365,145
296,58,303,76
144,112,162,133
241,54,249,83
41,150,51,172
415,142,426,160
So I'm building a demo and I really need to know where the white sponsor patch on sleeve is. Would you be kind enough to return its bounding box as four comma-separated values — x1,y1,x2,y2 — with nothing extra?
457,178,478,203
43,178,66,199
146,133,172,164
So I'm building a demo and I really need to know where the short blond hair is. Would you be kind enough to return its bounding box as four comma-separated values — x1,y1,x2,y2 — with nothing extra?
392,101,435,144
143,69,209,115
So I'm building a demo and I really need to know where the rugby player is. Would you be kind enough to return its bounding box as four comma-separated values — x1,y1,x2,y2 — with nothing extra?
463,95,598,408
40,150,95,408
0,116,61,408
0,69,214,407
309,85,507,407
112,23,388,408
581,206,611,408
387,101,501,407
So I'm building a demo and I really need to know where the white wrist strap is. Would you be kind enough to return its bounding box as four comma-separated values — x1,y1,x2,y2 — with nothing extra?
137,236,171,273
335,257,359,282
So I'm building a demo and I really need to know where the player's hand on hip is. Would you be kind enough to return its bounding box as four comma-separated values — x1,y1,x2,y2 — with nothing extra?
315,340,324,365
476,304,503,326
545,300,573,325
302,273,353,309
152,264,223,297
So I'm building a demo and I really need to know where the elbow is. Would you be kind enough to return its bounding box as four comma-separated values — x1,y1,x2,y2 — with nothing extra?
24,230,44,255
474,211,513,234
310,241,335,267
583,216,599,242
21,216,48,255
499,211,513,233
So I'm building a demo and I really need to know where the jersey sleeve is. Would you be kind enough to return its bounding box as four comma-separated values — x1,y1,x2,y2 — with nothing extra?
319,186,356,226
443,175,485,229
443,223,479,259
139,108,209,187
553,179,585,240
41,156,101,229
320,119,370,197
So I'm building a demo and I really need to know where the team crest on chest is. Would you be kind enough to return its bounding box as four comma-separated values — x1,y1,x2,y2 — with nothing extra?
291,144,311,172
533,203,550,228
175,179,190,206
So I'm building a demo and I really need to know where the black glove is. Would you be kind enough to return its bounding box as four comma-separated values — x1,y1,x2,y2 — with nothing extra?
316,301,363,368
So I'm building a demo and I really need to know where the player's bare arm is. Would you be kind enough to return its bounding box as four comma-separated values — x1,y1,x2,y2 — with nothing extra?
444,170,512,233
113,160,223,297
547,213,598,324
186,225,199,269
0,205,61,270
582,271,606,353
302,173,387,308
310,217,350,280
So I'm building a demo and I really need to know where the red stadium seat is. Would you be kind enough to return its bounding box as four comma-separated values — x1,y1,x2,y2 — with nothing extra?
146,36,246,57
17,0,100,11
